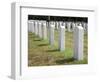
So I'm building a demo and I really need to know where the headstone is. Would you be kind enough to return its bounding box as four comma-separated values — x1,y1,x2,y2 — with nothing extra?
28,20,33,32
85,23,88,32
34,21,38,35
67,22,71,32
47,22,49,38
46,21,49,28
49,24,55,45
71,22,76,31
50,21,56,29
73,25,84,60
59,25,65,51
63,22,65,26
55,21,59,30
82,22,88,32
28,21,30,32
31,20,35,33
59,21,63,27
65,22,68,31
38,22,42,38
53,21,56,29
42,22,47,39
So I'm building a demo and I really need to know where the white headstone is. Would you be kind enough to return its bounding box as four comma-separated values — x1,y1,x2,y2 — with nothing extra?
28,20,33,32
71,22,76,31
85,23,88,32
46,22,49,28
42,22,47,39
47,22,49,38
65,22,68,31
28,21,31,32
50,21,56,29
55,21,59,30
31,20,35,33
34,21,38,35
49,24,55,45
59,21,63,27
82,22,88,32
67,22,71,32
59,25,65,51
38,22,42,38
53,21,56,29
73,25,84,60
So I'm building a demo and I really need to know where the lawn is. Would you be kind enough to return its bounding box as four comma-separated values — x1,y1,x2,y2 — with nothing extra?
28,29,88,66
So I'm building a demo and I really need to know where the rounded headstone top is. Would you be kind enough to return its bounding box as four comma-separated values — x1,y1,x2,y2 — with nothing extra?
77,26,83,30
43,23,46,26
79,23,82,26
50,21,55,25
50,24,55,27
39,22,42,24
60,26,65,28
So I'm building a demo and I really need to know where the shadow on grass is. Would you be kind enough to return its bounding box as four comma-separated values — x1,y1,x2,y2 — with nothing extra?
38,43,49,46
46,49,59,52
56,58,75,64
34,39,41,41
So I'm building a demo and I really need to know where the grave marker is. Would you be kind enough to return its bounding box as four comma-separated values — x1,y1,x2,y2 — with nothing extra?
38,22,42,38
42,22,47,39
59,25,65,51
34,21,38,35
67,22,71,32
49,24,55,45
73,25,84,60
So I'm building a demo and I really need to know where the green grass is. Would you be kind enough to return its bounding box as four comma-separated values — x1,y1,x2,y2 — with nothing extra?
28,29,88,66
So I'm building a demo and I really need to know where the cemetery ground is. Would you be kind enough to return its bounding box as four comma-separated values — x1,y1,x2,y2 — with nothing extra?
28,30,88,66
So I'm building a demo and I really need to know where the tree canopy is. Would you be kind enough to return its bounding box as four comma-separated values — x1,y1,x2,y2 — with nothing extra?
28,15,88,23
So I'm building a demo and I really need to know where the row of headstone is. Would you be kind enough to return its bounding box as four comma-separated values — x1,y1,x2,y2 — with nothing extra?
28,20,84,60
53,21,87,32
28,20,47,39
28,20,87,32
28,20,34,32
51,21,84,60
49,22,84,60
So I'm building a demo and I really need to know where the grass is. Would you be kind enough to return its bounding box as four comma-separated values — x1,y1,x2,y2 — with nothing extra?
28,29,88,66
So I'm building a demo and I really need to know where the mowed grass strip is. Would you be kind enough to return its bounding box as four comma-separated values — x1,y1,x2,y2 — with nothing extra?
28,30,88,66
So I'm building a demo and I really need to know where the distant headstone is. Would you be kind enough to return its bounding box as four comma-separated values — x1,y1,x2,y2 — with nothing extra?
67,22,71,32
28,20,33,32
34,21,38,35
50,21,56,29
49,24,55,45
31,20,35,33
71,22,76,31
55,22,59,30
73,25,84,60
59,21,63,27
42,22,47,39
82,22,88,32
38,22,42,38
47,22,49,38
85,23,88,32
